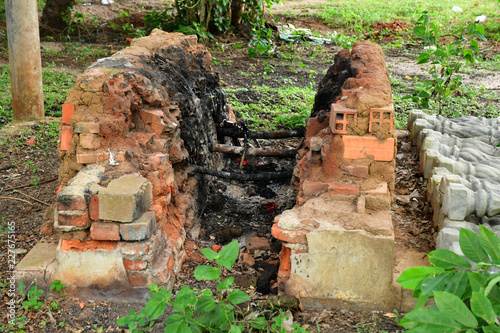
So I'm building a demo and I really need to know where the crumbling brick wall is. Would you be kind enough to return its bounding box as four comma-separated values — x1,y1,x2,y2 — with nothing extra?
273,40,398,310
53,30,228,290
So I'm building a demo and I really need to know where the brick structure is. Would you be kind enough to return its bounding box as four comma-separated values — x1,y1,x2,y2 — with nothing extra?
17,30,229,293
274,41,398,310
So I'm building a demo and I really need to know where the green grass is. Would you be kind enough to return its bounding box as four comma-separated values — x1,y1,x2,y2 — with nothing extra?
226,84,316,131
0,64,76,129
317,0,500,38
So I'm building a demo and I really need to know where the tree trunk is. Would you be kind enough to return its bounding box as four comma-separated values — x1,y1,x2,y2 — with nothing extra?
39,0,73,36
231,0,244,26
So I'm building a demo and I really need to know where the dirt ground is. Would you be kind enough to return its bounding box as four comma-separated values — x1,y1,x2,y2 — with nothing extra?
1,1,499,332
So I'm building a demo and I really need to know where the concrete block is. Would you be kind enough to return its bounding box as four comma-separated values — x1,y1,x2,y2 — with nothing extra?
15,241,58,291
52,239,129,289
285,229,394,310
99,175,153,222
119,211,156,241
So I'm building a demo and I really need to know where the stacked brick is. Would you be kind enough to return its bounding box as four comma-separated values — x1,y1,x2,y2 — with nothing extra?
49,30,227,291
408,110,500,254
272,41,398,310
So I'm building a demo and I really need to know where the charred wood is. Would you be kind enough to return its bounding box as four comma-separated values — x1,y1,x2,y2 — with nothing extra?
189,164,293,181
217,127,305,139
213,144,297,158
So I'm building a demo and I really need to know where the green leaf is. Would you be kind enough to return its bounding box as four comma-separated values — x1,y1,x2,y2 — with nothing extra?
194,265,221,281
399,307,462,332
217,277,234,291
229,325,243,333
434,291,478,328
417,53,431,64
250,316,267,329
444,271,468,298
226,289,251,305
414,294,429,310
173,285,197,312
485,275,500,297
483,324,500,333
459,228,489,263
200,248,219,261
468,272,488,292
421,272,453,296
471,291,495,324
194,295,216,312
165,321,191,333
216,240,239,269
478,225,500,261
428,249,471,269
397,267,445,290
145,287,172,320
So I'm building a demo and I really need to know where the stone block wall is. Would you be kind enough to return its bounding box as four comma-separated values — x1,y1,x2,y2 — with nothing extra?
48,30,228,291
408,110,500,253
272,41,398,310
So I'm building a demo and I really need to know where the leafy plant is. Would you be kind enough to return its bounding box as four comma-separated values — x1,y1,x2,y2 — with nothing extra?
117,240,305,332
50,279,66,296
397,225,500,331
22,285,44,311
404,12,487,113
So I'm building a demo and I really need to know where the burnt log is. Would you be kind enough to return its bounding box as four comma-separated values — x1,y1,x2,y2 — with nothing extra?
217,127,305,140
189,164,293,181
213,144,297,158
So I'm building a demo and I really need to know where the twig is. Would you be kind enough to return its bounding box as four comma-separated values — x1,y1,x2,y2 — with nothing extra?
0,196,33,205
13,190,50,206
4,177,58,191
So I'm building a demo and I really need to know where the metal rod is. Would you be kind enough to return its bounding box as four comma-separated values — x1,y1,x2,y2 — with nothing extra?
217,127,305,139
213,144,297,158
189,164,293,181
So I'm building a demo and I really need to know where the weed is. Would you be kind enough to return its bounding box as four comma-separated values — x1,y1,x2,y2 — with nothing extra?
117,241,306,332
50,279,66,296
22,285,44,311
30,178,40,188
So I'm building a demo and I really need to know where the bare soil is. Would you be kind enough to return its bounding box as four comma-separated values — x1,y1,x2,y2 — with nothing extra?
0,1,499,331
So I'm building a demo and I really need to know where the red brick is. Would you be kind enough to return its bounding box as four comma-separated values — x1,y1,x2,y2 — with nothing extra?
123,259,148,271
271,224,308,244
342,136,395,162
60,239,118,252
242,253,255,266
62,103,74,125
76,152,109,164
342,165,369,178
89,195,99,221
57,197,86,211
90,222,120,241
127,272,154,286
58,211,90,228
120,242,150,257
328,182,360,195
79,133,101,149
305,117,329,138
60,126,73,151
245,236,270,251
278,245,291,276
302,179,328,196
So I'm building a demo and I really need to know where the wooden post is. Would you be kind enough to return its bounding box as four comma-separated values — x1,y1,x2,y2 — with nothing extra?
6,0,44,120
